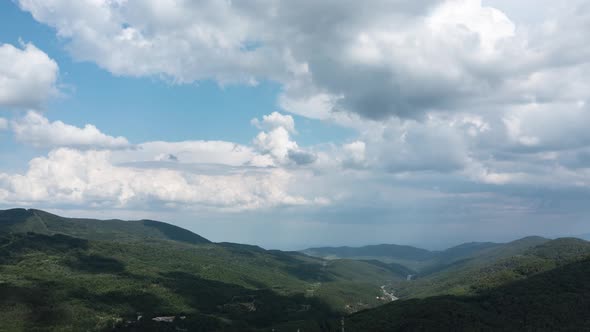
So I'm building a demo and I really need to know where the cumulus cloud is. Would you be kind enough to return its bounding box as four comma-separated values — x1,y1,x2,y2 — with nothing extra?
253,127,298,164
114,140,262,166
251,111,296,133
18,0,280,84
251,112,317,166
0,148,316,210
0,42,59,109
18,0,590,121
7,0,590,243
0,113,330,210
11,111,131,149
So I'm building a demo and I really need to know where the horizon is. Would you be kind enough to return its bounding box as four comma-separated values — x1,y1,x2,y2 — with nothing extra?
2,0,590,250
3,207,588,252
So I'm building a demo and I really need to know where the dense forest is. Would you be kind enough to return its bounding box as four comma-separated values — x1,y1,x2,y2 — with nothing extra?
342,258,590,331
1,208,590,331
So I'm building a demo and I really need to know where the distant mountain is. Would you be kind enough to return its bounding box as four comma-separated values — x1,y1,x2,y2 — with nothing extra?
302,244,435,271
303,243,433,261
435,241,501,262
302,238,549,273
341,257,590,331
0,208,210,245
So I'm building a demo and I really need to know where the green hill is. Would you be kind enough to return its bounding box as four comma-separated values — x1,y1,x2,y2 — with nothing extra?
304,236,585,303
3,208,590,331
340,257,590,331
302,237,549,273
0,208,211,245
390,237,589,299
0,209,403,331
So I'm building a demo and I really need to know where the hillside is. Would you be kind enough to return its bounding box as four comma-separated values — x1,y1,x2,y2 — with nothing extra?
340,258,590,331
391,237,588,299
2,208,590,331
302,237,549,273
0,208,210,245
0,209,404,331
303,236,588,303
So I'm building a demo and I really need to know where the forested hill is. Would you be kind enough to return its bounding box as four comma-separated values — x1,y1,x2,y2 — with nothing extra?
2,208,590,331
0,208,211,245
302,236,550,272
0,208,406,331
341,257,590,331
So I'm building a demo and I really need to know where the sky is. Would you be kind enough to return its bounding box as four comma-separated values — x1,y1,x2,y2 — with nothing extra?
1,0,590,250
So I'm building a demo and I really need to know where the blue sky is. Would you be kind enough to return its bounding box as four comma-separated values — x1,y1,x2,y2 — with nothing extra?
1,0,590,249
0,0,351,147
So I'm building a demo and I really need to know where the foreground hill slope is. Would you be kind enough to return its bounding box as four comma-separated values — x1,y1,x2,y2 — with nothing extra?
0,209,403,331
343,257,590,331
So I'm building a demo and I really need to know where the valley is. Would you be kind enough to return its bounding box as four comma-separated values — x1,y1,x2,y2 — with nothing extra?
1,208,590,331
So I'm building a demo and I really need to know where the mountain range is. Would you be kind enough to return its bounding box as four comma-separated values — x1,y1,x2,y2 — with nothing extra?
1,208,590,331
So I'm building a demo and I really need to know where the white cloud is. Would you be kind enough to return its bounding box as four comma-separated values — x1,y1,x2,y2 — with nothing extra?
18,0,280,84
279,91,338,121
0,148,315,210
253,127,298,164
0,118,7,130
15,0,590,123
8,0,590,244
0,42,58,109
3,1,535,117
251,111,296,133
428,0,515,54
342,141,367,169
11,111,130,149
113,140,262,166
251,112,318,166
503,102,590,151
0,113,329,210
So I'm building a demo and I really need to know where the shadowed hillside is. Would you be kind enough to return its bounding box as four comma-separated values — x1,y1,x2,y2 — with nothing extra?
391,237,590,299
341,258,590,331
